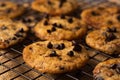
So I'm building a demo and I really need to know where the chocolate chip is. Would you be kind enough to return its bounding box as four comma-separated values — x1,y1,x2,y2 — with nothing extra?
105,33,116,42
107,20,113,25
57,24,63,28
23,18,32,23
75,26,80,30
67,51,74,57
47,1,52,5
29,47,33,51
73,44,82,52
98,7,104,10
6,8,12,13
19,28,24,33
45,14,50,19
95,77,104,80
59,0,66,8
49,50,58,57
44,20,49,25
12,37,17,40
55,43,65,50
68,17,73,23
117,15,120,21
47,30,51,34
60,14,65,19
116,67,120,74
5,40,9,44
52,23,57,27
47,42,53,49
59,66,64,70
0,26,7,30
0,3,6,7
51,27,56,32
91,11,100,16
106,27,117,33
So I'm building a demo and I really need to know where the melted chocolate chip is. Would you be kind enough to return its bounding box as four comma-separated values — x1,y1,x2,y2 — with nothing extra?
51,27,56,32
67,51,74,57
22,18,32,23
72,40,78,46
0,26,7,30
59,0,66,8
55,43,65,50
60,14,65,19
117,15,120,21
29,47,33,51
47,1,52,5
6,8,12,13
5,40,9,44
44,20,49,25
47,30,51,34
58,24,63,28
47,42,53,49
59,66,64,70
91,11,100,16
0,3,6,7
75,26,80,30
105,33,116,42
19,28,24,33
98,7,104,10
52,23,57,27
116,67,120,74
12,37,17,40
68,17,73,23
95,77,104,80
107,20,113,25
49,50,58,57
106,27,117,33
73,44,82,52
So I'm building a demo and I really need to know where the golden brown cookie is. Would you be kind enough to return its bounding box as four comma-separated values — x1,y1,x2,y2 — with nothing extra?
81,6,120,29
0,18,28,49
0,1,25,18
23,40,89,74
34,16,87,40
93,58,120,80
86,26,120,54
31,0,78,16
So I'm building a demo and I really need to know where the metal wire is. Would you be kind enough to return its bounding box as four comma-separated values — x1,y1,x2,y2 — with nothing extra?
0,0,118,80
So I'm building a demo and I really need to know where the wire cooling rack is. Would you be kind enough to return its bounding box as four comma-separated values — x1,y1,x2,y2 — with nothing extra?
0,0,119,80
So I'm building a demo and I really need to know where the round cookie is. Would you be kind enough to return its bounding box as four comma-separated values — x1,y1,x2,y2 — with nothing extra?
34,16,87,40
93,58,120,80
86,26,120,54
101,14,120,28
0,1,25,18
81,6,120,29
0,18,28,49
31,0,78,16
23,40,89,74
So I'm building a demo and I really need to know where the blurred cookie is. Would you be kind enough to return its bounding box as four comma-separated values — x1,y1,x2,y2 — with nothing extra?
81,6,120,29
31,0,78,15
93,58,120,80
23,40,89,74
0,18,28,49
86,26,120,54
34,16,87,40
0,1,25,18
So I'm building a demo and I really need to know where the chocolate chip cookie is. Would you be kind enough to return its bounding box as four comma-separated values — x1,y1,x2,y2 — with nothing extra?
31,0,78,16
81,6,120,29
34,16,87,40
93,58,120,80
23,40,89,74
86,26,120,54
101,14,120,28
0,1,25,18
0,18,28,49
